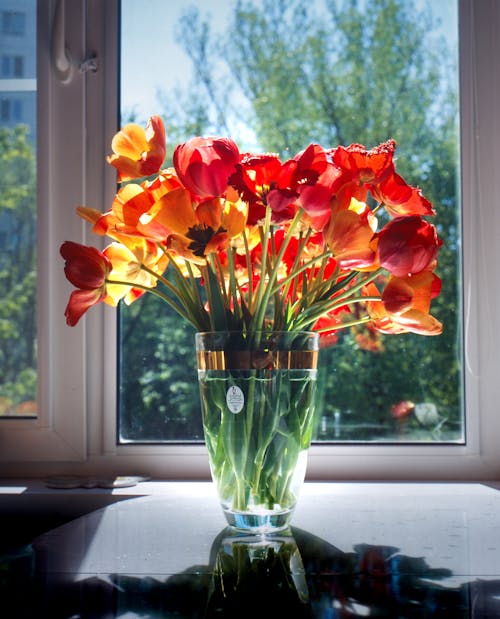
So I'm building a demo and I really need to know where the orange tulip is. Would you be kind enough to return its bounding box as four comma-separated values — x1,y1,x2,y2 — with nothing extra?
163,194,247,264
107,115,166,181
103,239,168,306
77,171,185,245
365,272,443,336
324,198,378,270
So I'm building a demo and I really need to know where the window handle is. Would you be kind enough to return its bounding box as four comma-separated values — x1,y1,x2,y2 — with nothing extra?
51,0,73,83
51,0,99,83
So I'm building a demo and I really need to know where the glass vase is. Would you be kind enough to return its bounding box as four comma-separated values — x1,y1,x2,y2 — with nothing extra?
196,331,319,533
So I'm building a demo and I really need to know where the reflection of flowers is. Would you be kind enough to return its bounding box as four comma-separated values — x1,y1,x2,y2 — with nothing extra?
61,115,443,347
297,537,459,619
390,400,445,437
390,400,415,419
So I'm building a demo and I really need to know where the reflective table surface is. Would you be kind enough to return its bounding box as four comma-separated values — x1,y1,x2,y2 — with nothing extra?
3,482,500,618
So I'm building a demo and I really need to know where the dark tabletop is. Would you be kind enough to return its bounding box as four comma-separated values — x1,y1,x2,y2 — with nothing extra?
3,482,500,618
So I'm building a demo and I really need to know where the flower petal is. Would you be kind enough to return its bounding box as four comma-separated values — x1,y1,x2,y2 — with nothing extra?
64,288,106,326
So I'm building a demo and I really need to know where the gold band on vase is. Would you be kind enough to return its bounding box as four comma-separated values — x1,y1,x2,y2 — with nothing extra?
196,349,319,371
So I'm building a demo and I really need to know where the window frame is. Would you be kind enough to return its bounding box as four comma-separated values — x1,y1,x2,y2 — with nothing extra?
1,0,499,480
0,0,118,466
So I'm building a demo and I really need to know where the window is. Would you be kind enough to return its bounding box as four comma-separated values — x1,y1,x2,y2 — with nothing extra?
118,0,463,445
0,0,117,462
0,0,35,419
1,10,25,35
1,55,24,77
0,0,499,481
0,97,8,120
0,96,23,121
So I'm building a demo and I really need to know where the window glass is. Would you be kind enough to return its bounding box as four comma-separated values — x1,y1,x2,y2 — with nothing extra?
1,10,25,36
0,0,36,418
1,55,23,77
118,0,461,444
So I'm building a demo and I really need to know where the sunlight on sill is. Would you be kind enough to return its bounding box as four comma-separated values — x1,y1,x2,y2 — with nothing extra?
0,485,28,494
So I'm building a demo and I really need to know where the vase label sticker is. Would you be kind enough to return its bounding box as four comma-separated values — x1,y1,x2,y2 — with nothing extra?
226,385,244,414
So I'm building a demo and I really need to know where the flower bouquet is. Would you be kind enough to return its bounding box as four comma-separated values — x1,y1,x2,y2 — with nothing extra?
61,115,442,530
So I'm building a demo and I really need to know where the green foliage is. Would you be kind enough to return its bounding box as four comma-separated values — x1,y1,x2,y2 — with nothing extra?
120,0,462,442
0,126,37,414
119,294,202,441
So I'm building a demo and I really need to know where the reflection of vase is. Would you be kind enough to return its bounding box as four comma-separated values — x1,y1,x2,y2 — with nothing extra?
196,331,319,533
205,528,311,618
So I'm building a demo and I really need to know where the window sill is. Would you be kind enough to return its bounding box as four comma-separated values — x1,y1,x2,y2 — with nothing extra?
3,478,500,553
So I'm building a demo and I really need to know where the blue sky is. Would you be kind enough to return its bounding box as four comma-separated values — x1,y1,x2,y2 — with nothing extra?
121,0,233,122
121,0,458,129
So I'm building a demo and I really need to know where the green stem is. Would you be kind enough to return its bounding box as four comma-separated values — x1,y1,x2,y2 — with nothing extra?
292,295,381,331
242,228,254,309
202,260,228,331
250,208,303,333
225,248,243,325
105,277,196,326
250,209,272,334
270,247,332,298
140,261,210,329
314,315,373,332
182,259,208,325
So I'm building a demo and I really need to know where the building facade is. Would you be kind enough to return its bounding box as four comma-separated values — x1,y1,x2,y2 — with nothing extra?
0,0,36,138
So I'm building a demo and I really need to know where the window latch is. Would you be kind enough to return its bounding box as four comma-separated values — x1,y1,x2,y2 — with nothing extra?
51,0,99,82
79,56,98,75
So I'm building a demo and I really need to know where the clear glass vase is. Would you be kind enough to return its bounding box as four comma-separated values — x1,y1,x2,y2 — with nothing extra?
196,331,319,533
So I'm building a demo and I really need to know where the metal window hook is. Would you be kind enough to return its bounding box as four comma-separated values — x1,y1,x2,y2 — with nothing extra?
80,56,98,74
51,0,98,84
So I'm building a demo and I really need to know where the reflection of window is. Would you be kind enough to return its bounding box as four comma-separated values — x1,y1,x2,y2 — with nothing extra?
1,10,25,35
1,55,24,77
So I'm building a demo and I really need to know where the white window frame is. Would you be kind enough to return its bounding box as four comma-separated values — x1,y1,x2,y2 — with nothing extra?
0,0,118,467
1,0,499,480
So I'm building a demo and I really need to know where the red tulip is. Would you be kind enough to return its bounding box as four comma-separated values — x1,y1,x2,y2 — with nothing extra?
372,170,435,217
377,216,442,278
173,136,240,198
332,139,396,184
234,153,301,225
60,241,112,326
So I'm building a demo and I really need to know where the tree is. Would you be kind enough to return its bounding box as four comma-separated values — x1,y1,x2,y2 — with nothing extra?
0,126,37,415
121,0,461,441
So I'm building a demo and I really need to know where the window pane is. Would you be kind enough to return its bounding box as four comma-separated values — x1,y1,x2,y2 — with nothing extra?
118,0,462,443
0,0,37,418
